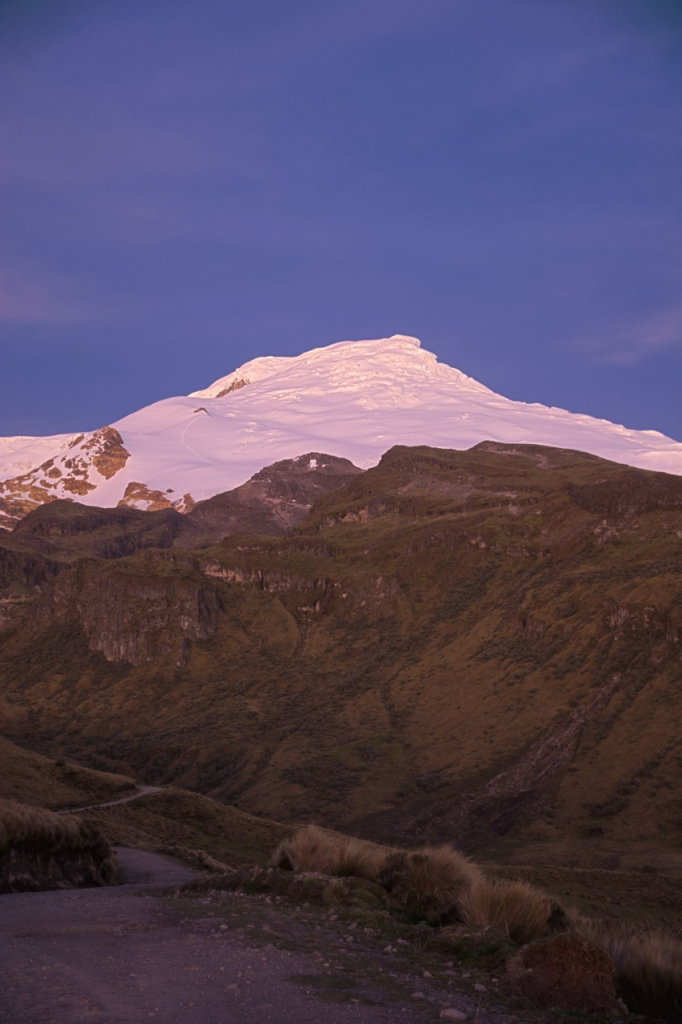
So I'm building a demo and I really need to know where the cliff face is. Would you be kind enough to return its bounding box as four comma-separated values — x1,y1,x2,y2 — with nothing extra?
0,545,63,592
10,501,188,557
39,558,221,666
0,443,680,853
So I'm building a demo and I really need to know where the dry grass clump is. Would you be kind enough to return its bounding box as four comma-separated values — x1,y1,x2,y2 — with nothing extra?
571,912,682,1022
324,878,352,903
378,844,482,924
459,876,555,945
0,798,118,893
330,838,385,880
0,798,85,851
271,831,481,922
271,825,386,880
271,824,336,873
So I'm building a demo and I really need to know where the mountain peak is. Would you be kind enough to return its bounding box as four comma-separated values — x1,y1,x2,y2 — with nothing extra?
1,333,682,528
190,335,489,401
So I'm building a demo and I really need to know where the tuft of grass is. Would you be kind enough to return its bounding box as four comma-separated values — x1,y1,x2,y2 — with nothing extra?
271,824,336,873
0,798,118,892
330,838,385,880
271,832,481,923
378,844,482,924
459,876,556,945
324,878,351,903
271,824,387,880
1,798,88,851
571,911,682,1022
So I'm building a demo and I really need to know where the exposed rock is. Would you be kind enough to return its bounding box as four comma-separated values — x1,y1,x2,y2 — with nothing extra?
38,558,221,666
0,443,680,836
118,483,195,515
0,427,130,521
0,544,63,593
401,674,622,850
215,377,250,397
182,452,363,543
0,453,362,574
569,470,682,515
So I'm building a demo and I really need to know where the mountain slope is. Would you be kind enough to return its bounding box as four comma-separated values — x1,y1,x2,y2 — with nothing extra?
0,453,363,579
1,443,680,857
0,433,81,481
1,335,681,527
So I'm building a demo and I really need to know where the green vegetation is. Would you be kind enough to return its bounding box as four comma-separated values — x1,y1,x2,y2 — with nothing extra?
1,442,681,864
0,735,136,809
83,787,291,868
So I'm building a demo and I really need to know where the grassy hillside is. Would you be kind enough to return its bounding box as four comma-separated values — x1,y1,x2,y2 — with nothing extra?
0,443,680,861
81,786,291,868
0,735,136,809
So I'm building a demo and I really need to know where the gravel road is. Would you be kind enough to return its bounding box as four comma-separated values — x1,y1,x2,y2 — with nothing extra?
56,786,164,815
0,848,458,1024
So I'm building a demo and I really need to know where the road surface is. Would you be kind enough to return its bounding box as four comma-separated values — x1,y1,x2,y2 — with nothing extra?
0,848,454,1024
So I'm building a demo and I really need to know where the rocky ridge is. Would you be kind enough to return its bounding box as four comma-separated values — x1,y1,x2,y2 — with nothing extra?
0,452,363,590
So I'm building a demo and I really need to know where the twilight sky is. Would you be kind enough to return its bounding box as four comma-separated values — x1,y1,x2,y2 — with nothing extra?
1,0,681,440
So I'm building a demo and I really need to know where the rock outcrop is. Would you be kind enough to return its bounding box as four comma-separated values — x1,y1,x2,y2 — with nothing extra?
0,427,130,526
182,452,363,542
38,557,221,666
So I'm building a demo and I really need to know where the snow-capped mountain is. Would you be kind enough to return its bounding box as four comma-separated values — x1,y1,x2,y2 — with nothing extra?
2,334,681,527
0,433,82,481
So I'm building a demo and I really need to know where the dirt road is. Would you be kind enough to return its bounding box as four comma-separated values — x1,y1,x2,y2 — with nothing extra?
57,785,164,815
1,848,466,1024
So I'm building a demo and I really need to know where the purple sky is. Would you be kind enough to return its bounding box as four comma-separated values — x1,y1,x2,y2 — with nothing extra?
1,0,681,440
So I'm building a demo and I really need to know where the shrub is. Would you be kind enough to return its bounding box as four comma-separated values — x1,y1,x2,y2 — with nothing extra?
378,844,481,924
572,913,682,1022
503,932,617,1012
459,877,556,945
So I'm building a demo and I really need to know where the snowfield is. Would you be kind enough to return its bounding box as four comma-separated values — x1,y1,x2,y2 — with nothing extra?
1,335,681,521
0,433,82,481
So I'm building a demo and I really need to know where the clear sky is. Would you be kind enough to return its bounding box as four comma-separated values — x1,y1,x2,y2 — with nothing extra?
1,0,680,441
